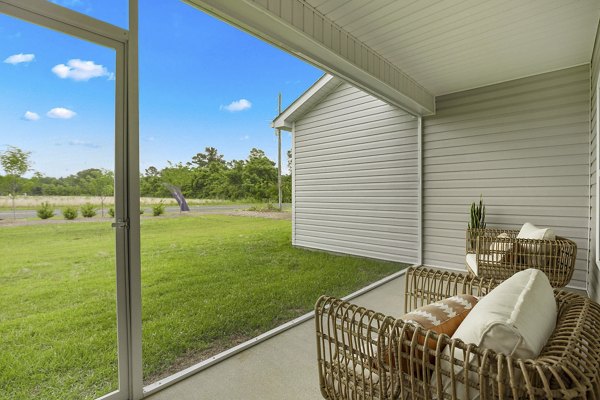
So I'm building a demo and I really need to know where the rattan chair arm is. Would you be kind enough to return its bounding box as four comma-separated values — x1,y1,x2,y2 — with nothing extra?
315,295,395,399
466,228,519,254
404,266,495,314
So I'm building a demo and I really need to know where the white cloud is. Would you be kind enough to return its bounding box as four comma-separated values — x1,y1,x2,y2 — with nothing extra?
52,59,111,81
4,53,35,65
240,135,250,141
23,111,40,121
221,99,252,112
47,107,76,119
68,140,99,149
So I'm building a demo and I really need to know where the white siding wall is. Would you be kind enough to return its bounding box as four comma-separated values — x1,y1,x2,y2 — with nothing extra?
422,65,591,289
293,82,419,263
589,24,600,302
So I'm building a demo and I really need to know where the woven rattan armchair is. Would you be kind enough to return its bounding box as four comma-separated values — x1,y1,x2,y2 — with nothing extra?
465,228,577,288
315,266,600,399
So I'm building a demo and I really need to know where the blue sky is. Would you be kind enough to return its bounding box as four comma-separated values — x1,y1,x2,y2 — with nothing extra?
0,0,322,177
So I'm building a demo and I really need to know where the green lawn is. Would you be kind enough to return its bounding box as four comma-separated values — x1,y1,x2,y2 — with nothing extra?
0,214,406,399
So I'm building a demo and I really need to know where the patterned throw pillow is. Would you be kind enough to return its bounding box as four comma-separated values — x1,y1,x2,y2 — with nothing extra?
403,294,479,338
381,294,479,370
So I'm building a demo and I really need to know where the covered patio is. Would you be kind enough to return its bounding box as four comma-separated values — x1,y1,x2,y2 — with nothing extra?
145,267,589,400
154,0,600,397
3,0,600,399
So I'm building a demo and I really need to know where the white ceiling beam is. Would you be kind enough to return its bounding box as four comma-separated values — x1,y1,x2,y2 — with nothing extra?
184,0,435,116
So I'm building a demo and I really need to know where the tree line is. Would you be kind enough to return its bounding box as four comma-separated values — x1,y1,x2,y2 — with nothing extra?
0,146,291,203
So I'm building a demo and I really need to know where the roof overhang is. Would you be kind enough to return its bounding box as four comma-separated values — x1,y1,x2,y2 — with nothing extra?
184,0,435,116
184,0,599,117
272,74,341,131
305,0,599,96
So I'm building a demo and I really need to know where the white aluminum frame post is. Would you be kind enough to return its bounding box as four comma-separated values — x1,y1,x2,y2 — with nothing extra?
587,79,600,268
0,1,142,399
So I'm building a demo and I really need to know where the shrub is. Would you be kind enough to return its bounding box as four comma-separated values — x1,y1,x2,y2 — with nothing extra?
81,203,97,218
152,202,165,216
247,203,280,212
108,207,144,216
37,202,54,219
62,207,78,220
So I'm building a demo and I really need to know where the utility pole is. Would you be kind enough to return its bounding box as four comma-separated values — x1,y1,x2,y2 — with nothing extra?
277,93,282,211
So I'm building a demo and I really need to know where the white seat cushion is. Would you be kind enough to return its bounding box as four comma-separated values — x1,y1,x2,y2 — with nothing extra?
466,253,478,275
490,232,512,253
466,232,512,276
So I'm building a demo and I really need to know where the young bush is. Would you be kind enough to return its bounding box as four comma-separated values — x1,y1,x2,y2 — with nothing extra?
62,207,78,220
81,203,97,218
152,202,165,216
108,207,144,217
37,202,54,219
247,203,279,212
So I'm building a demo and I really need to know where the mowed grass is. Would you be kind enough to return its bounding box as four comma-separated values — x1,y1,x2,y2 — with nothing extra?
0,214,406,399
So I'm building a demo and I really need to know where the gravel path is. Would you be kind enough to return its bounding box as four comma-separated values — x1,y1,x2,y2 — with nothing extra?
224,210,291,220
0,209,291,227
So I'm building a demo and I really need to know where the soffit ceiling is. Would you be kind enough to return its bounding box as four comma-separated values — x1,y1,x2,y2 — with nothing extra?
304,0,600,95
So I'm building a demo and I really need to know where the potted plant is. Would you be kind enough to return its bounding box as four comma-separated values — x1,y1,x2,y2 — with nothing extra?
467,195,486,252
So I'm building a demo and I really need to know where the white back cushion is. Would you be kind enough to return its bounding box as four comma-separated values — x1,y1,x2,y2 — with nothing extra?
434,269,557,398
452,268,557,359
517,222,555,241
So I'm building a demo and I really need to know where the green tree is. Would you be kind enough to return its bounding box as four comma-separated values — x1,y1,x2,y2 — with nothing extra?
223,159,246,199
190,147,229,198
242,148,278,201
192,161,227,198
161,162,194,197
0,146,31,220
141,166,166,197
82,169,114,217
281,174,292,203
190,146,226,168
25,171,45,196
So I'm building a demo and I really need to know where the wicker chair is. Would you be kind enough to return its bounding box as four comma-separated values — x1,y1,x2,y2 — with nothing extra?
315,266,600,400
465,228,577,288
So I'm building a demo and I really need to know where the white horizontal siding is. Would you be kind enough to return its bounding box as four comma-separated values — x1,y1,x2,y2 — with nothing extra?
423,65,591,289
293,82,419,264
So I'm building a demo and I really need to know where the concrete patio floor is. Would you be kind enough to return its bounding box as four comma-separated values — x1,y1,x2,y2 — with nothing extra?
146,271,408,400
145,268,588,400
